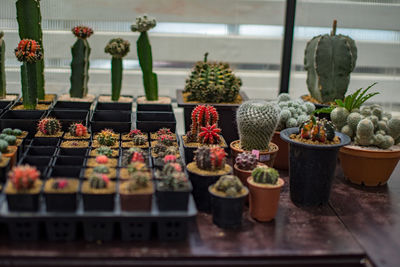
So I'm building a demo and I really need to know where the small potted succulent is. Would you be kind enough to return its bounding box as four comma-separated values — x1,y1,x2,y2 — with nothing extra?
121,161,150,181
5,165,42,211
84,165,117,180
186,146,231,212
86,155,118,168
120,171,153,211
150,128,176,141
153,153,183,171
151,134,178,148
156,168,191,211
247,166,284,222
44,178,79,212
121,133,149,149
273,93,316,170
122,129,145,141
0,139,18,168
0,151,11,184
151,142,180,163
280,116,350,206
35,118,63,139
63,123,90,140
208,175,248,228
89,146,119,158
231,100,280,167
121,147,149,167
92,129,119,148
177,52,248,145
81,173,116,211
233,152,258,187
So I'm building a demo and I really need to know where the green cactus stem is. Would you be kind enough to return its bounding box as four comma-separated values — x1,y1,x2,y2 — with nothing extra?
69,26,93,98
0,32,5,98
131,15,158,101
304,20,357,103
16,0,45,100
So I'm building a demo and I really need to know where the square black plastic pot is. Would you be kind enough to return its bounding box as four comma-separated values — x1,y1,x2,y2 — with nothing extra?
47,166,82,179
47,110,89,131
53,156,85,167
95,100,132,111
136,111,176,133
82,193,115,211
0,110,45,138
6,193,40,212
30,137,60,147
20,156,53,167
156,183,191,211
25,146,57,157
53,101,92,111
176,89,248,147
187,170,221,213
57,147,88,157
90,111,132,133
136,103,172,112
45,192,77,212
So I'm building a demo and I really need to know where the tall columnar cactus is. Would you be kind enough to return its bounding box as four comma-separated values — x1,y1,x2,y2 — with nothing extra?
16,0,45,100
194,146,226,171
15,39,43,109
69,26,93,98
184,53,242,103
104,38,130,101
304,20,357,103
252,166,279,185
0,31,5,98
189,105,219,139
236,100,280,151
131,15,158,101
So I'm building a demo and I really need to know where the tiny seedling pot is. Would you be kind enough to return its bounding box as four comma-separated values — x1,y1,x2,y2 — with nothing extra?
47,110,89,132
30,137,60,147
45,192,78,212
136,111,176,133
53,156,85,167
57,147,88,157
0,110,45,138
90,110,132,133
156,181,191,211
47,166,82,179
209,185,248,229
53,101,92,111
25,146,57,157
82,193,115,212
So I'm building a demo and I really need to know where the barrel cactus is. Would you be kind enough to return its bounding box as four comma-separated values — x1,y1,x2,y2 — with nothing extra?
194,146,226,171
93,165,110,174
0,140,8,153
213,175,245,197
97,129,118,146
184,53,242,103
188,104,219,142
235,152,257,170
89,174,109,189
237,100,280,151
38,118,61,135
252,166,279,185
304,20,357,103
133,134,147,146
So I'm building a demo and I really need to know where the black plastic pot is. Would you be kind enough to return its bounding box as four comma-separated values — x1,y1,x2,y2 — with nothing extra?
53,101,92,111
209,186,248,228
53,156,85,167
47,166,82,179
57,147,88,157
136,103,172,112
120,219,152,241
95,99,132,111
47,110,89,131
176,89,248,147
136,111,176,133
8,219,40,241
30,137,60,147
6,192,40,212
45,192,78,212
280,128,350,206
156,181,191,211
25,146,57,157
0,110,45,138
82,193,115,211
20,155,53,167
90,110,132,133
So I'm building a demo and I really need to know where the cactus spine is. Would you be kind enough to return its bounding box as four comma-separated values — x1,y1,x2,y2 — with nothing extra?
304,20,357,103
16,0,45,100
131,15,158,101
0,32,5,98
105,38,130,101
70,26,93,98
237,100,280,151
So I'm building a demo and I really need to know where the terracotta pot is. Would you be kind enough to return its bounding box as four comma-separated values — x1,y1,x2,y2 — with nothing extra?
230,140,278,167
3,146,18,168
339,145,400,186
247,176,284,222
271,131,289,170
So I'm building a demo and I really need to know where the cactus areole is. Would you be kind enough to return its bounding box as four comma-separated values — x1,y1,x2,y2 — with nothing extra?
304,20,357,103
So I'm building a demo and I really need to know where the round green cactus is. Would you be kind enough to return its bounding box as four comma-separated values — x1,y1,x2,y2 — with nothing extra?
4,135,16,145
93,165,110,174
355,118,374,146
2,128,13,135
213,175,244,197
0,139,8,153
347,112,362,130
252,166,279,185
12,129,22,136
341,125,354,139
388,118,400,140
331,107,350,129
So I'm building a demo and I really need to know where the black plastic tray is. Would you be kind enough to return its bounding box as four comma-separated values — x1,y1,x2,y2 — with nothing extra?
136,111,176,133
47,110,89,131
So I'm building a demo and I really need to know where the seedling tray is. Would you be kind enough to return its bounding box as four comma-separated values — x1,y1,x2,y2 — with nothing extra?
0,192,197,242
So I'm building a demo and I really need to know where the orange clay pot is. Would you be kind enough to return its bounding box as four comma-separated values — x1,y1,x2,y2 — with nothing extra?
339,145,400,186
271,131,289,170
3,146,18,169
247,176,284,222
230,140,278,167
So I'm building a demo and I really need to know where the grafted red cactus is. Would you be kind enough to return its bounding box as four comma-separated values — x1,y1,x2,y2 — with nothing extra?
300,116,335,143
131,151,145,163
198,124,221,144
15,39,43,63
157,128,173,136
194,146,226,171
164,154,177,164
38,118,61,135
72,26,93,39
69,123,87,137
158,134,174,146
128,129,143,138
96,155,109,164
9,164,40,191
190,105,219,137
52,179,69,190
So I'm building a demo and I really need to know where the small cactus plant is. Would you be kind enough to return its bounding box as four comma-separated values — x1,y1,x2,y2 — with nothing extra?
158,171,189,191
89,174,109,189
127,161,148,175
69,123,87,137
105,38,130,101
95,155,109,164
97,129,118,146
38,118,61,135
96,146,113,157
158,134,174,146
157,128,173,136
237,100,279,151
184,52,242,103
252,166,279,185
235,152,257,170
154,144,178,158
213,175,245,197
121,147,146,166
300,116,335,143
304,20,357,103
131,15,158,101
194,146,226,171
164,154,177,164
9,164,40,191
93,165,110,174
4,135,17,145
128,129,143,138
69,26,93,98
51,178,69,190
0,140,9,153
189,105,219,141
126,171,151,192
133,134,147,146
0,31,5,98
161,162,182,176
198,124,221,145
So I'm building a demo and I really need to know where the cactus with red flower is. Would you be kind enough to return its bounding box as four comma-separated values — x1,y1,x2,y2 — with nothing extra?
96,155,109,164
128,129,143,138
158,134,174,146
9,164,40,191
198,124,221,144
38,118,61,135
157,128,173,136
52,179,69,190
69,122,87,137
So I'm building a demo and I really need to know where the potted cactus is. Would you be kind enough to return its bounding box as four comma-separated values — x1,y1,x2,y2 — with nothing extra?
35,117,63,138
247,166,284,222
182,105,227,163
231,100,280,167
63,122,90,140
233,152,258,187
44,178,79,212
92,129,119,148
280,116,350,206
84,165,117,180
150,128,176,141
326,84,400,186
120,171,153,211
121,133,149,149
5,165,42,212
87,155,117,168
156,167,191,211
90,146,119,158
177,52,248,145
186,146,231,212
122,129,146,141
208,175,248,228
81,173,116,211
0,139,18,168
101,38,133,105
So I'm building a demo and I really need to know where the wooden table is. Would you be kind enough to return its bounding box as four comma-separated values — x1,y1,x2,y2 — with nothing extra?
0,163,399,266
